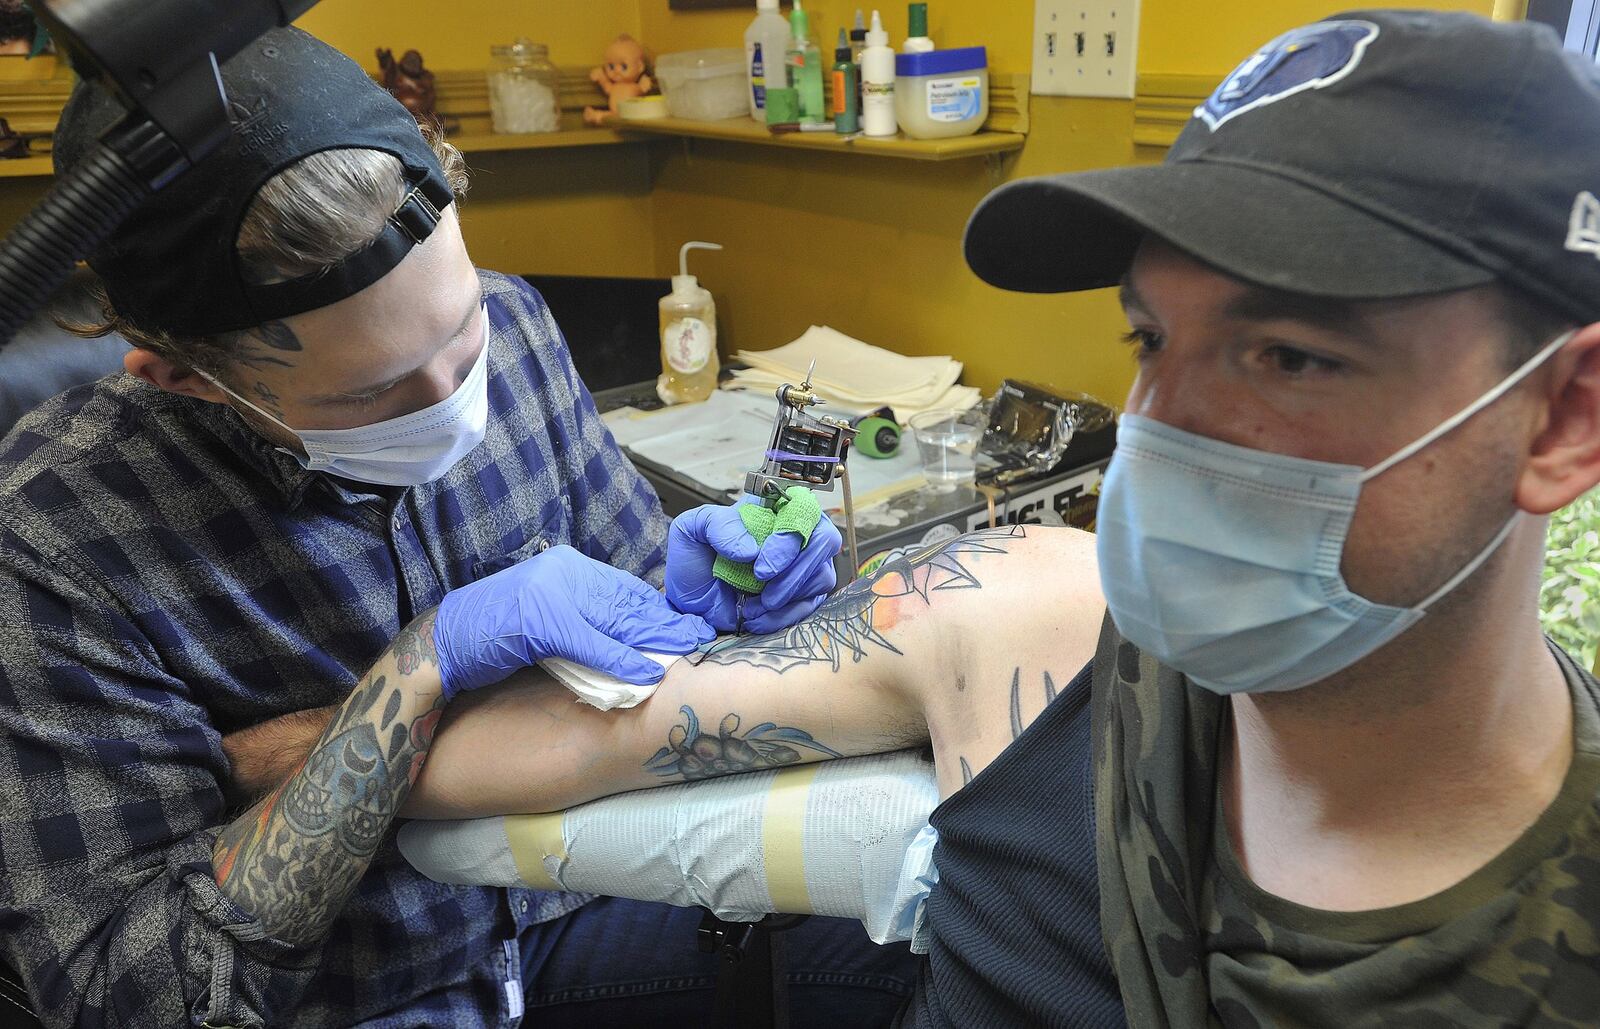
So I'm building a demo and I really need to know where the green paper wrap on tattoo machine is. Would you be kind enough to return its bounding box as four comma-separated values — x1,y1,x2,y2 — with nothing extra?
712,486,823,595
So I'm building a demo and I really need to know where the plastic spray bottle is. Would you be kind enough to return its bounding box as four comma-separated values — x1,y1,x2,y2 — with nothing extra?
861,10,897,137
903,2,934,52
657,242,722,405
786,0,826,125
745,0,791,122
833,29,860,134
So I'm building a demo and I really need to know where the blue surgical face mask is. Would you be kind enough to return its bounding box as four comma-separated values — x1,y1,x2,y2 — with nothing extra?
1096,328,1575,695
200,305,490,487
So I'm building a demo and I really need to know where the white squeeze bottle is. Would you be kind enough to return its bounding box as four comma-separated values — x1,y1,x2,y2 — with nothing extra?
861,10,897,137
745,0,792,121
657,241,723,405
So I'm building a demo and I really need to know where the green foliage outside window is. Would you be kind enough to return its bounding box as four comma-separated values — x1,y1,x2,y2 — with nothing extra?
1541,488,1600,671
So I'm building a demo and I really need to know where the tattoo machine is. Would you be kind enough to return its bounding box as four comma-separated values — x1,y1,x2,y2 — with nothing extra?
743,361,862,577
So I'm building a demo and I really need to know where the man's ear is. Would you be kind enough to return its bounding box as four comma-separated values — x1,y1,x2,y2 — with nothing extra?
124,349,229,404
1519,322,1600,514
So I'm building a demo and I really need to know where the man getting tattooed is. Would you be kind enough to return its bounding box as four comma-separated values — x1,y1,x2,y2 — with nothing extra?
344,17,1600,1028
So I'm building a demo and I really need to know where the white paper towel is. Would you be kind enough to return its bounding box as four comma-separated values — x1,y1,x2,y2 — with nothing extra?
538,651,684,711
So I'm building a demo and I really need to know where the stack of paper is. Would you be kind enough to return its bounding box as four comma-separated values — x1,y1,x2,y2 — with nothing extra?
727,325,981,421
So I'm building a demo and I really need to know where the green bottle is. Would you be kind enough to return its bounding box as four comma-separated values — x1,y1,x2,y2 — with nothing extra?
833,29,860,134
787,0,825,125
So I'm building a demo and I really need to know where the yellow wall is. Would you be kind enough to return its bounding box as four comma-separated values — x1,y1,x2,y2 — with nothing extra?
633,0,1496,404
299,0,660,278
3,0,1499,403
638,0,1136,404
1142,0,1495,73
0,1,660,281
297,0,639,72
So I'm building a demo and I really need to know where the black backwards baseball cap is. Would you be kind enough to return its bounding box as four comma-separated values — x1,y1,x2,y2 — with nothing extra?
964,10,1600,328
52,27,453,337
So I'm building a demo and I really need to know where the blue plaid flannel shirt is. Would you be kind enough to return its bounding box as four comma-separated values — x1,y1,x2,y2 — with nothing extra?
0,272,671,1027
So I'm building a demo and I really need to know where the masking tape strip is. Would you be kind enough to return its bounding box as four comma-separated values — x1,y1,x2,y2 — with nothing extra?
800,753,941,939
502,810,566,890
761,762,822,914
399,751,941,940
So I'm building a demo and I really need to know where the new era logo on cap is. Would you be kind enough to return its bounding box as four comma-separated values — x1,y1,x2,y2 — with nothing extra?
1197,20,1379,130
1566,191,1600,260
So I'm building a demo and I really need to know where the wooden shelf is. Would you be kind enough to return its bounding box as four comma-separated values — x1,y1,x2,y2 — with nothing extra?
0,155,53,178
614,72,1030,162
0,130,632,181
451,126,630,154
0,69,1028,174
615,115,1024,160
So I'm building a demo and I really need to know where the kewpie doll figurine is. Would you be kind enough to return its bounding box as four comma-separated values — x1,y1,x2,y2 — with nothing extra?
584,35,653,126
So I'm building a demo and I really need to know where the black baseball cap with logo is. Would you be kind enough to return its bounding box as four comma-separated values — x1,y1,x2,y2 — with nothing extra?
52,27,453,337
964,9,1600,327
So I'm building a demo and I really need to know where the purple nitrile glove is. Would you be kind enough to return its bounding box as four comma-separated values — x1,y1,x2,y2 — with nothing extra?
433,544,714,700
666,495,843,633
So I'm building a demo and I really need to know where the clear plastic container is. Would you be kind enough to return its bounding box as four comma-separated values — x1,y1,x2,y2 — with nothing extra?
655,48,750,121
894,47,988,140
910,409,983,490
488,39,561,134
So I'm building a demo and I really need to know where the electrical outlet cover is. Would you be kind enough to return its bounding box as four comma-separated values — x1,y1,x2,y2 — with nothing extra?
1033,0,1140,99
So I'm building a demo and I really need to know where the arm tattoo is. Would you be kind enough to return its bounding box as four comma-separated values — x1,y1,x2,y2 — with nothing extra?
1008,666,1062,741
696,525,1028,674
956,665,1064,789
213,609,443,947
644,705,842,781
1010,667,1025,740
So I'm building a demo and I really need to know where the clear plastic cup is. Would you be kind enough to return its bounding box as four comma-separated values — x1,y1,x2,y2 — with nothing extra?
909,409,983,490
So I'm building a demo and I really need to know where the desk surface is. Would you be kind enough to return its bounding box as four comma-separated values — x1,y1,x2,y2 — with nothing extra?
590,382,1109,572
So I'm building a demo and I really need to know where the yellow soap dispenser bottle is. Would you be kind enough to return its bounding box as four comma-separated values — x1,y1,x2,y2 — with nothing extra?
657,241,723,405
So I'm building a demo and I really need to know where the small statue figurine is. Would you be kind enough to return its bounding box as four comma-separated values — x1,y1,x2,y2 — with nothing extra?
377,47,439,126
584,35,653,126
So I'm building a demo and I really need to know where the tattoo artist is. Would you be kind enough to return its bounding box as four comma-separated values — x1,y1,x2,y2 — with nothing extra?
0,30,917,1028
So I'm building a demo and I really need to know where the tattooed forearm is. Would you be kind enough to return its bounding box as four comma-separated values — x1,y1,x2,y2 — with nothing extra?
643,705,842,781
696,525,1028,674
212,608,444,947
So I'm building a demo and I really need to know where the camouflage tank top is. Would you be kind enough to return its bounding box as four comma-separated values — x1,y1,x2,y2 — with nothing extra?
1091,616,1600,1027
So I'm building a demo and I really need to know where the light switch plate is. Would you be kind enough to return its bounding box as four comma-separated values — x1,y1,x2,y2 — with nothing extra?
1032,0,1140,99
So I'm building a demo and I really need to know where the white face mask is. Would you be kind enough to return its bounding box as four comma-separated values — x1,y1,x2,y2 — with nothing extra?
200,305,491,487
1095,328,1574,695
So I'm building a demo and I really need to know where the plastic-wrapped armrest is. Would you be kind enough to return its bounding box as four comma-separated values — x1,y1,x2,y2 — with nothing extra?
398,749,940,946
